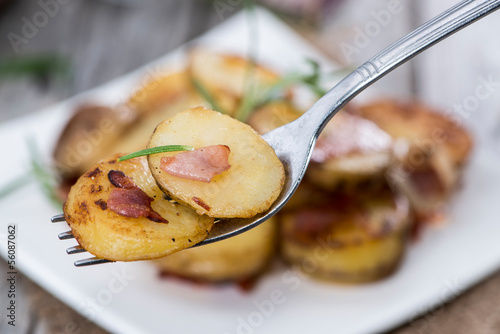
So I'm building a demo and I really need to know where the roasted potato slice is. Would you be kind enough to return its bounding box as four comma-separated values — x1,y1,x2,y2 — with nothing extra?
280,186,411,283
154,217,277,282
64,154,214,261
189,49,281,116
356,100,472,166
53,105,136,182
247,100,302,135
281,181,329,212
356,100,473,217
127,70,200,117
148,107,285,218
306,112,394,190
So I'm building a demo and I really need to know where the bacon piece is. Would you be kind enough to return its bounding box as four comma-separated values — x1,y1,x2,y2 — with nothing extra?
293,209,337,236
192,196,210,211
107,171,168,224
160,145,231,183
311,112,392,163
108,188,153,218
108,170,138,189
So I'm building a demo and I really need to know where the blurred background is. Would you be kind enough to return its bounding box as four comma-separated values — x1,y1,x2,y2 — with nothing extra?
1,0,500,333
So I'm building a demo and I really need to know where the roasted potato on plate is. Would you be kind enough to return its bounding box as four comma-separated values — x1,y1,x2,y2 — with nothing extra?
127,70,201,117
307,112,394,191
189,49,281,116
356,100,473,217
247,100,302,135
64,154,214,262
154,217,277,282
280,185,411,283
53,105,136,184
148,107,285,218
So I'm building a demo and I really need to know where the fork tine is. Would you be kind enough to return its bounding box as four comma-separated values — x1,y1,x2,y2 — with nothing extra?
74,257,113,267
58,231,74,240
51,214,66,223
66,245,86,254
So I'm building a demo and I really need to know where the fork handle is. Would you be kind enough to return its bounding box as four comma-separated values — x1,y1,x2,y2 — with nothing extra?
302,0,500,135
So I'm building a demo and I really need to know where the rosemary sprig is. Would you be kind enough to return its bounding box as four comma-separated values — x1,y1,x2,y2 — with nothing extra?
234,0,259,122
191,78,228,115
234,59,336,122
0,139,62,207
118,145,194,161
27,138,62,208
0,55,69,78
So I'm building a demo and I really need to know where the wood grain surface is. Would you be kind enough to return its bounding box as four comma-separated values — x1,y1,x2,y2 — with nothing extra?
1,0,500,333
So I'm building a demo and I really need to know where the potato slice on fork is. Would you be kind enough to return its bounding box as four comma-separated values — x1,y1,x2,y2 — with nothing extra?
64,154,214,262
147,107,285,218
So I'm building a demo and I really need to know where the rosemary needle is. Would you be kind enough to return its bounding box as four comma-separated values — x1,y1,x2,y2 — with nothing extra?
118,145,194,161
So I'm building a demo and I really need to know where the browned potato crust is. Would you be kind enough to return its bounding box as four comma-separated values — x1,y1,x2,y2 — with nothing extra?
64,154,214,261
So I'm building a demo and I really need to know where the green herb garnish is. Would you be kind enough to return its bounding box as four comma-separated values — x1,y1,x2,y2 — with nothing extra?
27,138,62,208
118,145,194,161
0,139,62,208
0,55,69,79
191,78,228,115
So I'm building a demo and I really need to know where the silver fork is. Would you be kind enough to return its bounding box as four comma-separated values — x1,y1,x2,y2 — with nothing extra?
52,0,500,266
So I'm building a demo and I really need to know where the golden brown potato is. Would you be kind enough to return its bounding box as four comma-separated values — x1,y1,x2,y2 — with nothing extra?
189,49,281,116
356,100,473,216
280,185,411,283
127,70,202,117
148,107,285,218
154,217,277,282
53,105,136,182
247,100,302,135
280,181,329,212
64,154,214,262
356,100,472,166
307,112,394,191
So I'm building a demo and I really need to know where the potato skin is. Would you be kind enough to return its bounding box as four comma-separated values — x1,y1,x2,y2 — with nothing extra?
153,217,277,282
148,107,285,218
64,154,214,262
280,186,411,283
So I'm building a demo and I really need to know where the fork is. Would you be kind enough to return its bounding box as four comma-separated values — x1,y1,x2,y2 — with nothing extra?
52,0,500,266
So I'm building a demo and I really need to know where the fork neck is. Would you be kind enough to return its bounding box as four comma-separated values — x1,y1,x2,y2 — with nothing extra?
297,0,500,139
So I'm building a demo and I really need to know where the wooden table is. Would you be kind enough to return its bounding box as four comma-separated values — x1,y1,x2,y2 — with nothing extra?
1,0,500,333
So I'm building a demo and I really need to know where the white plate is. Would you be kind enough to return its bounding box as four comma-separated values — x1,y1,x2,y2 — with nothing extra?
1,8,500,334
